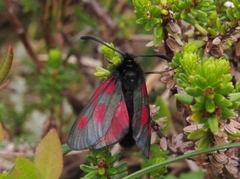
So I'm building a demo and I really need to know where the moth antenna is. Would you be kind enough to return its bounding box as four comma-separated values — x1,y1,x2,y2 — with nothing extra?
81,35,125,57
134,54,171,62
145,66,178,74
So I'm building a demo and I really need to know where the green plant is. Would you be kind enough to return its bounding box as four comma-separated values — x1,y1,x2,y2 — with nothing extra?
0,46,13,142
0,46,13,90
1,0,240,178
0,129,63,179
173,42,240,147
133,0,169,46
80,148,127,179
131,0,240,178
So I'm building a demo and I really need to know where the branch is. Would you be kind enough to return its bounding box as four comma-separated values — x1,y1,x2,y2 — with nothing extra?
82,0,118,33
3,0,44,71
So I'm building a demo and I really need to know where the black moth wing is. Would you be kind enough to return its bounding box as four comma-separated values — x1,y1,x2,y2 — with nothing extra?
132,74,151,158
68,76,130,150
115,53,151,158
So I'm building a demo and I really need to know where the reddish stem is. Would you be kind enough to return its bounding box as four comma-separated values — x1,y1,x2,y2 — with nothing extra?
3,0,44,72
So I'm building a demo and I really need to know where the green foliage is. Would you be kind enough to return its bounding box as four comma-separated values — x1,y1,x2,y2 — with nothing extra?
0,46,27,136
94,43,121,81
1,1,240,178
0,105,30,136
74,5,98,28
172,0,240,36
101,43,121,66
124,143,240,179
172,42,240,149
140,144,168,179
38,48,76,108
80,148,127,179
20,0,40,13
0,129,63,179
0,122,2,143
133,0,168,46
172,0,215,35
133,0,240,48
0,46,13,83
117,14,137,38
165,170,204,179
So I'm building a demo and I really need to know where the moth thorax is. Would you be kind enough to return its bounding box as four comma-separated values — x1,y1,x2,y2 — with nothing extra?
122,69,138,91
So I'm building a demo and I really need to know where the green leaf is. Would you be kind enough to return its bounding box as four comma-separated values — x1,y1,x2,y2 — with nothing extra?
191,112,203,121
97,167,106,175
195,24,208,36
136,17,148,24
205,98,215,113
106,168,118,175
145,21,152,31
15,156,37,179
150,6,161,17
186,87,202,97
229,93,240,102
228,130,240,140
181,11,197,24
86,155,97,164
2,170,21,179
208,116,219,135
80,165,96,173
0,173,8,179
94,67,110,77
154,26,163,38
192,97,206,112
47,49,62,68
84,170,98,179
123,143,240,179
0,46,13,83
62,143,71,155
106,152,121,166
153,36,163,46
34,129,63,179
175,93,194,105
218,82,234,95
0,122,3,143
198,134,211,150
221,107,236,119
214,94,232,107
115,161,128,174
165,176,177,179
187,129,206,140
179,170,204,179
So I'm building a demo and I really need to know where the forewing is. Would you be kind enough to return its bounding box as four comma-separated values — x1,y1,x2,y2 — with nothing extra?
93,99,129,149
132,77,151,158
68,76,124,150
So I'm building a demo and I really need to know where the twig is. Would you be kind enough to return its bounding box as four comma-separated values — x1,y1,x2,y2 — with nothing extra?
3,0,44,71
0,79,9,91
82,0,118,33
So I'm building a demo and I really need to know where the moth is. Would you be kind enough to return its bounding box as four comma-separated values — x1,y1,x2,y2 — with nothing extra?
68,36,170,157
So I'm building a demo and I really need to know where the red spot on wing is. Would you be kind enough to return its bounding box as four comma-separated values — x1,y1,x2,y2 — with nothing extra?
140,105,149,126
105,81,115,95
77,116,88,129
113,100,129,128
96,100,129,145
142,82,147,96
92,77,114,99
92,98,98,108
93,104,106,124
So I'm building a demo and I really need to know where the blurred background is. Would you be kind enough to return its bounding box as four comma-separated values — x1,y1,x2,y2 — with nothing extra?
1,1,239,178
0,1,173,178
